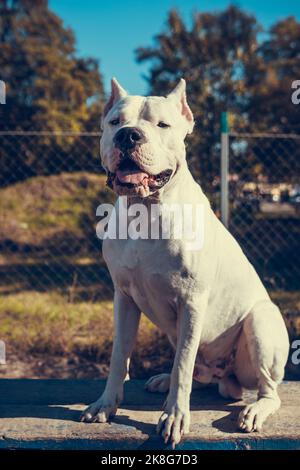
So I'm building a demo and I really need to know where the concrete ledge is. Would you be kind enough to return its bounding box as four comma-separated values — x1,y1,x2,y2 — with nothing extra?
0,380,299,450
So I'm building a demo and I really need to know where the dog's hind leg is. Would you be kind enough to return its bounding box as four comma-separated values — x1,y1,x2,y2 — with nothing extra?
218,375,243,400
144,329,207,394
145,373,210,393
145,333,176,393
235,300,289,432
145,373,171,393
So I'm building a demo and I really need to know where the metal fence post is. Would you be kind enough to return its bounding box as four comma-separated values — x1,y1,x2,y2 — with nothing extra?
221,112,229,227
0,80,6,104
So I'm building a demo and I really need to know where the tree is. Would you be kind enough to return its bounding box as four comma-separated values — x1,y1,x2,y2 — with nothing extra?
136,6,260,193
243,16,300,183
136,6,300,190
0,0,104,186
246,17,300,133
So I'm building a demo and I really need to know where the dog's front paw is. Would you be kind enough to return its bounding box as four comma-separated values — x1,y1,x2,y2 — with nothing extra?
157,403,190,449
80,392,121,423
237,397,280,433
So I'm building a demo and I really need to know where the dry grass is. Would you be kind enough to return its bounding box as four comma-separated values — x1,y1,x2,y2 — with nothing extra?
0,291,113,356
0,291,173,378
0,289,299,379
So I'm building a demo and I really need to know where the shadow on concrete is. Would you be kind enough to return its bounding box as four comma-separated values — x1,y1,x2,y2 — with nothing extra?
114,414,156,437
0,378,238,407
0,379,246,435
0,404,82,422
0,379,298,450
211,408,243,434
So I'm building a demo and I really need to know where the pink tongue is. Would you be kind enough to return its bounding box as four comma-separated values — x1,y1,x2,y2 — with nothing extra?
116,170,149,185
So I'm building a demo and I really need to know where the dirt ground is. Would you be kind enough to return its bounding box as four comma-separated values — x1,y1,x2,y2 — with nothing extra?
1,346,299,381
0,352,110,379
0,345,174,380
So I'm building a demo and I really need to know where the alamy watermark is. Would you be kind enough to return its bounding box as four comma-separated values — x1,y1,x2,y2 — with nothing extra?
96,197,205,251
291,80,300,105
0,340,6,365
0,80,6,104
291,339,300,365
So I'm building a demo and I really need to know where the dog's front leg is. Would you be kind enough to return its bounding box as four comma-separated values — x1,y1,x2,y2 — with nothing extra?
81,290,140,423
157,292,208,448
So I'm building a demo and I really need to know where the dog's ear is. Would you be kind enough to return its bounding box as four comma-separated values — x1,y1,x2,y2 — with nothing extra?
102,77,127,123
167,79,194,134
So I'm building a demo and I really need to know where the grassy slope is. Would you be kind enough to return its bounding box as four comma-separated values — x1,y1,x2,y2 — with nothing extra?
0,172,113,246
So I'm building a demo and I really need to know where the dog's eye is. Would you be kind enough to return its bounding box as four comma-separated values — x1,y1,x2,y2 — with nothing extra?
109,118,120,126
157,121,170,128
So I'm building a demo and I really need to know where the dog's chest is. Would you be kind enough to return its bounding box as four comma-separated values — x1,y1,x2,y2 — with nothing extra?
105,237,192,289
103,237,194,326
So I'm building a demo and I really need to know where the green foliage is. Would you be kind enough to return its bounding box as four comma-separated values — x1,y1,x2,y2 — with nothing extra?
246,17,300,133
0,0,104,185
0,0,104,132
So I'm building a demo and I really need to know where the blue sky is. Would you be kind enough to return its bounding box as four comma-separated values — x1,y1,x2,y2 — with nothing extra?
49,0,300,96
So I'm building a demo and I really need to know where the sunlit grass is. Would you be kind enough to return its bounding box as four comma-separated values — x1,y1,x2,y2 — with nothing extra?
0,291,160,360
0,289,299,357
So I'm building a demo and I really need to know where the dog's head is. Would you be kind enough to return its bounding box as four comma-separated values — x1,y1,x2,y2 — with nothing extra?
100,78,194,197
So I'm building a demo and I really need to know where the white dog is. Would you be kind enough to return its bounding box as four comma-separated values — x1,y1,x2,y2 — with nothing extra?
81,78,289,448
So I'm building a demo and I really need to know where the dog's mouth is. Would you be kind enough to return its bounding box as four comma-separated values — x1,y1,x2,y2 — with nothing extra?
106,155,173,192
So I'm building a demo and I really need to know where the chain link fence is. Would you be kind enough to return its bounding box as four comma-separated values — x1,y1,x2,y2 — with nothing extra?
0,131,115,303
0,130,299,306
221,132,300,291
0,131,101,187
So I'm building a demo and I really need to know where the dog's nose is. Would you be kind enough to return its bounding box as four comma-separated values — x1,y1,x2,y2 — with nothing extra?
113,127,144,150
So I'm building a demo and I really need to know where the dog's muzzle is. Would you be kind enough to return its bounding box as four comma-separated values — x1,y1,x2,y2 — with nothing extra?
107,127,173,195
106,154,173,193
